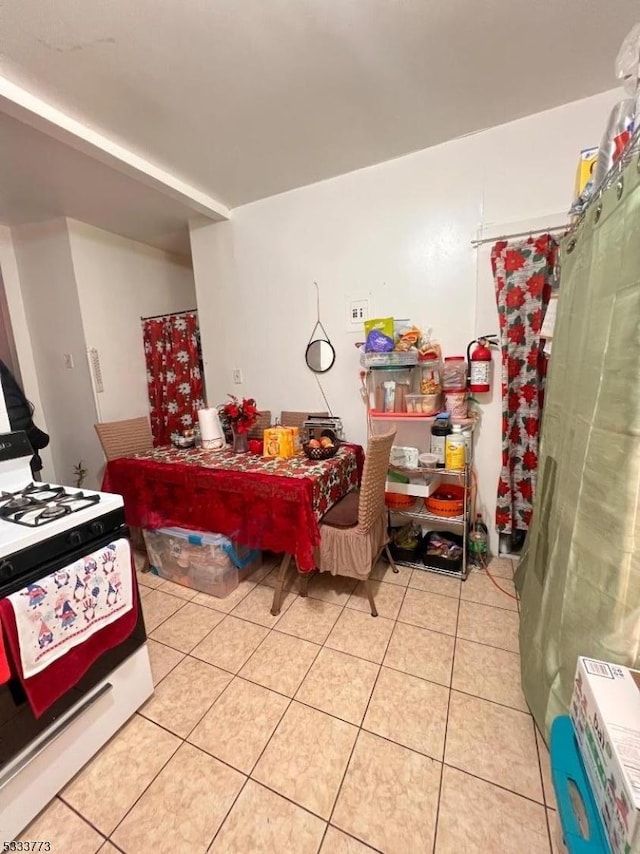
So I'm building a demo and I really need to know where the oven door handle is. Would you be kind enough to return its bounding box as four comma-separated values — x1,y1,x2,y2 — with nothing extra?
0,681,113,789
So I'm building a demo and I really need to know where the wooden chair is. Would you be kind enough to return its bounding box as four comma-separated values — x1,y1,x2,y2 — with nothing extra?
94,417,153,461
270,430,398,617
94,417,153,569
279,411,328,434
248,410,272,440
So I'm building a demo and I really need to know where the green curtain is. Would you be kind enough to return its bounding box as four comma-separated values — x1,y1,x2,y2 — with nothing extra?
516,150,640,740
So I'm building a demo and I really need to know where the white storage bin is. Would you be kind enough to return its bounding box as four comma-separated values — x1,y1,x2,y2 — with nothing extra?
143,527,261,598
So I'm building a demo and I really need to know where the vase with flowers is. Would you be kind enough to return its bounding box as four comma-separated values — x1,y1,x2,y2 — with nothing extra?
218,395,260,453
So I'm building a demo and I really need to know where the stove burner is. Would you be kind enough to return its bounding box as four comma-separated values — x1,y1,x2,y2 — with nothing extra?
38,504,71,521
0,484,101,527
2,495,33,511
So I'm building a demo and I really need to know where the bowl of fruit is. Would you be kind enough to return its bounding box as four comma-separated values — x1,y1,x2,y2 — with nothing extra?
171,429,197,449
303,430,340,460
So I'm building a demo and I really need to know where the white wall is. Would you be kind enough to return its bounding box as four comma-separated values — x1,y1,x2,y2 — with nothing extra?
68,219,196,423
191,88,621,551
0,225,54,481
6,218,196,489
11,219,102,488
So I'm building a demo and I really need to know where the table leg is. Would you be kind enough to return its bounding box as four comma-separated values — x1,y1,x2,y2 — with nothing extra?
270,553,292,616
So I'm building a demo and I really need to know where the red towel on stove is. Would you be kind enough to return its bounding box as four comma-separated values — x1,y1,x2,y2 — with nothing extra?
0,625,10,685
0,560,138,718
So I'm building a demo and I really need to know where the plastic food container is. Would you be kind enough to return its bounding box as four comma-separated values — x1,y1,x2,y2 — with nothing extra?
442,356,468,390
405,393,441,415
417,361,442,395
143,527,261,598
444,389,468,418
425,484,465,517
418,452,439,468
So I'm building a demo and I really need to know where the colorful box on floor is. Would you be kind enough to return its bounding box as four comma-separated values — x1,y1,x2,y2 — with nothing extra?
142,527,261,598
571,656,640,854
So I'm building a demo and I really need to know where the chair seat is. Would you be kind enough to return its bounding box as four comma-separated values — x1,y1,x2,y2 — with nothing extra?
321,490,360,529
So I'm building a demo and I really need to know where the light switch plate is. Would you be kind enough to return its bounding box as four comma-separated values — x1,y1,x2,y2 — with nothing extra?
232,368,243,384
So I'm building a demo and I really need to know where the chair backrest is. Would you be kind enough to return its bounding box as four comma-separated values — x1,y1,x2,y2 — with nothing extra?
94,417,153,461
248,410,272,439
357,430,396,532
280,411,328,433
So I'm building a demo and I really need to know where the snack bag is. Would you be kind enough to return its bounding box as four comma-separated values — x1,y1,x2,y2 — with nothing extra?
418,328,442,362
395,325,421,352
364,317,394,352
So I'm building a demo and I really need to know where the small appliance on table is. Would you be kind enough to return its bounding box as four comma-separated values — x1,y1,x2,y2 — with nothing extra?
0,430,152,841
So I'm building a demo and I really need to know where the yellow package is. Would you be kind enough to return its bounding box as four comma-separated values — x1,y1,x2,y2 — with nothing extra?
575,146,598,198
282,425,301,452
263,427,295,459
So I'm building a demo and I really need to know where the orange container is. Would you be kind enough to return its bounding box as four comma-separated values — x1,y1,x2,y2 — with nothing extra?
385,492,416,511
425,484,465,517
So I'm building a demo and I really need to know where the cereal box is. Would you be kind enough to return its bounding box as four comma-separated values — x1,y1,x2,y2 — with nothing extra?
571,657,640,854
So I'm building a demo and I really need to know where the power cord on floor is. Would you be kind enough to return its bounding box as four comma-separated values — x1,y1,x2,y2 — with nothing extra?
473,554,519,601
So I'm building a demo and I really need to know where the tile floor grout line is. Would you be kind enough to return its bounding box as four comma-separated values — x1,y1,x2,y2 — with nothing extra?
324,824,385,853
320,576,410,852
431,580,463,853
207,610,329,851
203,774,252,852
52,795,107,845
447,685,532,716
533,720,556,854
62,566,266,847
441,759,548,809
94,726,185,844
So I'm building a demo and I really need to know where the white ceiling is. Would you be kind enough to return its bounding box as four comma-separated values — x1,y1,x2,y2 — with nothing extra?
0,110,202,256
0,1,638,213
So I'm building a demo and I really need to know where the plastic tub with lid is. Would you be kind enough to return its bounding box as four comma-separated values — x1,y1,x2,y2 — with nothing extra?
143,527,261,598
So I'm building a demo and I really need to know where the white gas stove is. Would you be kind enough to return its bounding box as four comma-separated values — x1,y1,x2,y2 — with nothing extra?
0,482,124,560
0,429,152,841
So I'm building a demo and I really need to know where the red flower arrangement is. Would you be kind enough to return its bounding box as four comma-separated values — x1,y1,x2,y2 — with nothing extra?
219,395,260,434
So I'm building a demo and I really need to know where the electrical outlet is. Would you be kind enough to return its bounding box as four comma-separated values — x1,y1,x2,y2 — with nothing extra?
63,353,74,369
347,296,371,332
232,368,243,384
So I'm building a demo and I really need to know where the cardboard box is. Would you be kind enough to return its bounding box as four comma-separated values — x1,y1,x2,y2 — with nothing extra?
571,657,640,854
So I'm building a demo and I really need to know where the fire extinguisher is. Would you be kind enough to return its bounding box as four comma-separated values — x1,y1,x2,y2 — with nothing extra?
466,335,498,393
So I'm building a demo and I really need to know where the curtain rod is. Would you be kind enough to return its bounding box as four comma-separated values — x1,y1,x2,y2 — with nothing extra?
140,308,198,321
471,223,570,248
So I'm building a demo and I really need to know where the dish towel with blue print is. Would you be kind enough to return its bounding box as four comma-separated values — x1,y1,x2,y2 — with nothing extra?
6,537,134,678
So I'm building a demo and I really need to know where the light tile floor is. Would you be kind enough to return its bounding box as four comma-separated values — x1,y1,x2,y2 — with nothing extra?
20,554,562,854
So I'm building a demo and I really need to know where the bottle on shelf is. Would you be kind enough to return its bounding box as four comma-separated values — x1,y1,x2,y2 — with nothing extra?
468,513,489,566
445,424,465,470
430,413,451,468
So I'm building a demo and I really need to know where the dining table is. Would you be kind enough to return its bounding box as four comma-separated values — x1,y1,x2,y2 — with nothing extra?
101,442,364,613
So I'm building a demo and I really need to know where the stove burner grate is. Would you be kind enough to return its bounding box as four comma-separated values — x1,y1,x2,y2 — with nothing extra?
0,485,101,527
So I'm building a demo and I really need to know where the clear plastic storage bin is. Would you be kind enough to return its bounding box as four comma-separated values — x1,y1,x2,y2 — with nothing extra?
143,527,261,598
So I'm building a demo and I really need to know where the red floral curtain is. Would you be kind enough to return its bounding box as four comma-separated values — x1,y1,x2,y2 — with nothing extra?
492,235,557,535
142,312,204,446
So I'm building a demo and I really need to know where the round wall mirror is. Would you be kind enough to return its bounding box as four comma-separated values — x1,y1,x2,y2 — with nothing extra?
306,338,335,373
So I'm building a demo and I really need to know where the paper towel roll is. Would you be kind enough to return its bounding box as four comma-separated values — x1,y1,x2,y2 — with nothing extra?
198,408,224,449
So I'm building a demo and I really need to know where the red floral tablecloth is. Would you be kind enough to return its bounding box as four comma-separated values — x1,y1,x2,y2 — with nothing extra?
102,445,363,572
